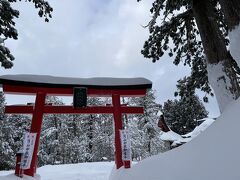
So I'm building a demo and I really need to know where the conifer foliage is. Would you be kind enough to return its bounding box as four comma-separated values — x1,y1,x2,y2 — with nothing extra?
138,0,240,111
126,90,167,158
0,0,53,68
0,92,208,170
162,95,208,135
0,92,31,170
138,0,215,101
0,92,14,170
0,92,168,170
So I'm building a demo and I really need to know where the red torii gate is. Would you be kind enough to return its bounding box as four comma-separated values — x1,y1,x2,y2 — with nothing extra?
0,74,152,177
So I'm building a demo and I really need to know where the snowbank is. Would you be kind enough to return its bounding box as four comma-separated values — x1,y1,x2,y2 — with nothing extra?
0,162,114,180
110,98,240,180
160,118,215,147
183,118,215,139
0,174,40,180
160,130,183,142
37,162,114,180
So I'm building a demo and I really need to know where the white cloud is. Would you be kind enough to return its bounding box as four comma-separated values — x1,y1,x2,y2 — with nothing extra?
1,0,219,116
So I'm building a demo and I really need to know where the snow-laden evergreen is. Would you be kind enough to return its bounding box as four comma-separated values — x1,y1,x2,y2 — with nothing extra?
0,92,15,170
0,99,237,180
0,92,31,170
0,91,167,170
126,90,167,159
162,95,208,135
109,97,240,180
38,96,115,165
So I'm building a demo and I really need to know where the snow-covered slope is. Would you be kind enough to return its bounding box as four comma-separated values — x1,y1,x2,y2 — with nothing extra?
110,99,240,180
38,162,114,180
160,118,215,147
1,99,239,180
0,162,114,180
0,174,40,180
183,118,215,139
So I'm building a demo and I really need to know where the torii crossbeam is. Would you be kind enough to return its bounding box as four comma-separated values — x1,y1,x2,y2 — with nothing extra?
0,74,152,177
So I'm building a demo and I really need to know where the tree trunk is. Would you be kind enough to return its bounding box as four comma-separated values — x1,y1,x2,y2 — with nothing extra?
219,0,240,68
192,0,240,112
54,115,58,140
219,0,240,30
88,115,93,161
148,140,151,154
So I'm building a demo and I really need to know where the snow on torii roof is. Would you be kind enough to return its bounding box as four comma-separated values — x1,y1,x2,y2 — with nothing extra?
0,74,152,90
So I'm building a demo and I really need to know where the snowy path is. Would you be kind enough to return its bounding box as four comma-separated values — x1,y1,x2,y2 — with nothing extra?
0,162,114,180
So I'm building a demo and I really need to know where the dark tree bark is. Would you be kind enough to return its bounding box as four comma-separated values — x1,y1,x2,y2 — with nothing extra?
54,115,58,140
219,0,240,69
219,0,240,30
88,115,94,161
192,0,228,63
192,0,240,112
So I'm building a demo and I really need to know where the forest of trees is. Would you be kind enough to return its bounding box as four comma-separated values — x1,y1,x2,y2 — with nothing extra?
0,90,163,170
4,0,236,172
0,90,208,170
139,0,240,113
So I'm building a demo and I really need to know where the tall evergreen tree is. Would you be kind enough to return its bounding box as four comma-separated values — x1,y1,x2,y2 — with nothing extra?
162,95,208,134
219,0,240,69
83,97,114,162
127,90,166,159
0,92,32,170
39,96,68,165
138,0,240,112
0,0,53,68
1,94,168,167
0,92,14,170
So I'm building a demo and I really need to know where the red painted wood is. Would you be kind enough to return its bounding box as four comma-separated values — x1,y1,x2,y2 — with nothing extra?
5,105,143,115
124,160,131,169
44,106,114,114
15,152,23,177
112,94,123,169
3,84,147,96
120,106,144,114
3,83,148,173
24,92,46,177
5,105,34,114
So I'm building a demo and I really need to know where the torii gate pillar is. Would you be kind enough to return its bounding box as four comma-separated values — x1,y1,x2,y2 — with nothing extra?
112,94,123,168
0,74,152,177
24,92,46,176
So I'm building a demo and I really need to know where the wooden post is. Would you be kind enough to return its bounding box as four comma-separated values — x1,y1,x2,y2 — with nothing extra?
24,92,46,177
15,152,23,177
112,94,123,169
124,160,131,168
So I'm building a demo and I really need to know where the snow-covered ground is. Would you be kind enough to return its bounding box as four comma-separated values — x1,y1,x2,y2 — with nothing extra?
1,99,240,180
160,118,215,147
0,162,115,180
110,98,240,180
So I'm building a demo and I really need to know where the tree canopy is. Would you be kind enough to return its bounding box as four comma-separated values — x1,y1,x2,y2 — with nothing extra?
0,0,53,68
162,94,208,134
138,0,240,111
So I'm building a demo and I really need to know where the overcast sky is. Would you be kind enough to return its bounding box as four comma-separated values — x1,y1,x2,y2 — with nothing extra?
0,0,220,117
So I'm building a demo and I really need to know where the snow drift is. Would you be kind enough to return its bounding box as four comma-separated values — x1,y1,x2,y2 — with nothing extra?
0,174,40,180
160,118,215,147
0,162,114,180
110,98,240,180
